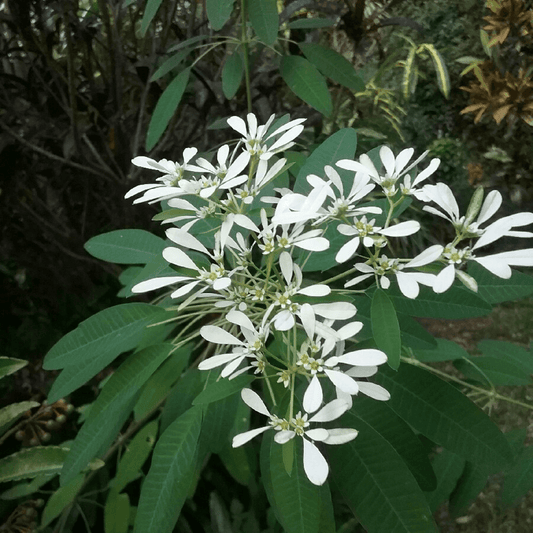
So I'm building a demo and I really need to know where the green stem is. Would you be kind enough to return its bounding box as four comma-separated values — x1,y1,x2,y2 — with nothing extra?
240,0,252,113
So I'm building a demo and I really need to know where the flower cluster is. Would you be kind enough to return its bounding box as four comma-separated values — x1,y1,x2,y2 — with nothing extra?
127,113,533,485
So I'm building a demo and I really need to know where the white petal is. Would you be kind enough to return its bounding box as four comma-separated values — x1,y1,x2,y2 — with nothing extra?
380,220,420,237
313,302,356,320
303,438,329,486
337,349,387,366
336,238,360,263
273,310,295,331
405,244,444,268
324,369,359,394
357,382,391,401
455,269,478,292
227,309,256,332
162,247,198,271
131,276,185,293
200,325,243,346
303,376,323,414
394,147,414,175
295,237,330,252
323,428,358,445
396,272,420,299
298,303,316,340
477,190,502,225
213,277,232,290
170,281,200,298
411,158,440,188
274,430,295,444
345,366,378,377
309,399,349,423
227,116,248,137
233,214,260,232
298,284,331,297
220,354,247,378
306,428,329,442
380,145,396,177
232,426,271,447
336,321,364,340
279,251,293,285
472,257,512,278
434,264,456,294
125,183,164,199
241,388,271,417
198,352,241,370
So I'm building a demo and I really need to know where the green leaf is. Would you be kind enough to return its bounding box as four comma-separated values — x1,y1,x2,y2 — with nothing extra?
118,255,177,298
133,345,190,421
141,0,163,35
414,338,470,363
353,396,437,491
295,128,357,195
146,68,191,151
84,229,166,264
388,286,492,319
151,50,189,81
424,450,465,513
329,414,437,533
41,473,85,528
421,44,450,98
134,406,202,533
111,420,158,494
501,446,533,508
192,374,255,405
0,401,40,436
402,46,418,98
478,340,533,374
248,0,279,45
299,43,365,92
260,431,322,533
0,357,28,380
0,447,103,483
218,445,252,486
371,289,401,370
44,304,169,402
0,474,55,500
374,364,514,468
468,262,533,303
397,313,437,350
167,35,209,53
280,55,332,117
105,492,131,533
60,345,173,485
206,0,235,30
222,51,243,99
287,18,335,29
454,356,532,386
448,461,491,516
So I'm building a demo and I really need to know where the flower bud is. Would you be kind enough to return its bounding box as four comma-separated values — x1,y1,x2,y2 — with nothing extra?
464,186,484,226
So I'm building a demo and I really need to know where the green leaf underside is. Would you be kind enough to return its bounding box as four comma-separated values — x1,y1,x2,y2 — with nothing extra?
146,68,191,151
353,396,437,491
261,431,323,533
372,289,401,370
248,0,279,45
0,357,28,380
206,0,234,31
299,43,365,92
134,406,202,533
84,229,166,264
0,447,103,483
329,414,437,533
389,286,492,319
280,55,332,117
468,262,533,303
60,345,173,484
0,401,40,435
375,365,514,468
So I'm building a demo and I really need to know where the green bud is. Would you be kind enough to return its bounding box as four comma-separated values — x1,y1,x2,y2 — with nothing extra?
464,186,484,226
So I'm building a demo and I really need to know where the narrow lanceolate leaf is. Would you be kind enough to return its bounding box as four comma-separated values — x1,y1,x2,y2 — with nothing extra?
192,374,255,405
371,289,401,370
248,0,279,45
134,406,202,533
353,396,437,491
397,313,437,350
111,420,158,494
454,356,532,386
0,447,103,483
0,474,55,500
60,345,173,485
222,51,243,99
140,0,163,35
104,492,131,533
288,18,335,29
478,340,533,374
388,286,492,319
421,44,450,98
146,68,191,151
206,0,235,30
41,474,85,528
151,50,189,81
414,338,469,363
374,365,514,468
299,43,365,92
260,432,322,533
468,262,533,303
84,229,166,264
449,461,492,516
501,445,533,509
329,414,437,533
0,401,39,436
424,450,465,513
402,46,418,98
280,55,332,117
0,357,28,380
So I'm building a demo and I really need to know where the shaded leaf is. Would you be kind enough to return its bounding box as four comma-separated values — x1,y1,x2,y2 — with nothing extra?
141,0,163,35
41,474,85,528
0,474,55,500
105,492,131,533
0,357,28,380
0,401,40,436
280,55,332,117
151,50,189,81
454,356,531,386
424,450,465,513
288,18,335,29
193,374,255,405
398,313,437,350
477,340,533,374
449,461,491,517
222,51,243,99
206,0,234,30
248,0,279,45
414,338,470,363
371,289,401,370
501,446,533,508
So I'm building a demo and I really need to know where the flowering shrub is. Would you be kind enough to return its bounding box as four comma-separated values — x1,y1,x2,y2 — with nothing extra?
3,113,533,532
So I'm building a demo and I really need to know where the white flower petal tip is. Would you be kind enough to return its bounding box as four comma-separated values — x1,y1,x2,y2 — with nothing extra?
241,388,271,417
303,438,329,486
303,376,323,414
323,428,358,445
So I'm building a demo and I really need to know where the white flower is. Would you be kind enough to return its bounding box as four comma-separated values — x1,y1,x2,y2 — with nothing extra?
337,146,439,197
233,389,356,486
227,113,305,160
